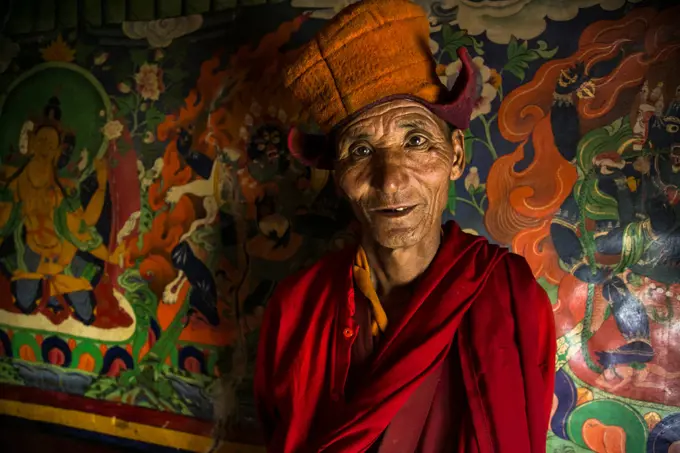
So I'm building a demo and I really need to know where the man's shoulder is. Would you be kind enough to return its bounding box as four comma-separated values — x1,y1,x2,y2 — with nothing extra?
498,252,552,311
443,222,533,272
486,250,538,286
262,247,353,336
445,221,507,257
504,251,533,274
272,246,354,300
473,245,539,293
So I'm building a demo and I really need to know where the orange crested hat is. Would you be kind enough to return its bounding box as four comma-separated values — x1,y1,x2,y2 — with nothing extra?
284,0,478,169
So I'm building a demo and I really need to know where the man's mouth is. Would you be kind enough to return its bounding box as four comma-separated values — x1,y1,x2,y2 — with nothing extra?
372,205,417,217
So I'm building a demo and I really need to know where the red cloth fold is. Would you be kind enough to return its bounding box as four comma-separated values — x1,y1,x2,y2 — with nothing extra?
255,222,555,453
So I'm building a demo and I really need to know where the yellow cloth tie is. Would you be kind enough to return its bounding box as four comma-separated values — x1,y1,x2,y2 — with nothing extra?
353,246,388,337
352,229,442,337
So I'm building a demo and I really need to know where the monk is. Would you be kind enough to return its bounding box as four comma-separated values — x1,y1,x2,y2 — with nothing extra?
254,1,556,452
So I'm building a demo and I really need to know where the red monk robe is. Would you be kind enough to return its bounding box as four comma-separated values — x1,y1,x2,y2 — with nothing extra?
255,222,556,452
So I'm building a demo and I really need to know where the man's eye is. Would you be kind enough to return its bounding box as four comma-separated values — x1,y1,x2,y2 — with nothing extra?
350,145,372,158
406,135,428,147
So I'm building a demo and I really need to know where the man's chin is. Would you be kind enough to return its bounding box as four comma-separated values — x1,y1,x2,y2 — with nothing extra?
370,223,428,249
359,206,442,249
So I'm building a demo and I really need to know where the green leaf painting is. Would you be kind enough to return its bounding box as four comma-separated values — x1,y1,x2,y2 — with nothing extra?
144,105,166,133
504,37,558,81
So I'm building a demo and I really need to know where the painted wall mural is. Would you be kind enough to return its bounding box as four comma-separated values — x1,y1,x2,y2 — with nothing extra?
0,0,678,452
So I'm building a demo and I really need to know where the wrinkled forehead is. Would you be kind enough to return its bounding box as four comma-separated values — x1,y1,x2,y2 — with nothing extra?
336,99,446,142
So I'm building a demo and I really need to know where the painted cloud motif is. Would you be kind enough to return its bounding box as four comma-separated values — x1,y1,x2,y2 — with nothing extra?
291,0,642,44
449,0,643,43
122,15,203,48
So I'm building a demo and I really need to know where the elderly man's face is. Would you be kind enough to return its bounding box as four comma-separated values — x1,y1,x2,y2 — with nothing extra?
335,99,465,249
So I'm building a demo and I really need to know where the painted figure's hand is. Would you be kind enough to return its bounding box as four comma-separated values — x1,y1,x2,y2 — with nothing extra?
165,187,182,204
613,176,629,190
108,242,126,268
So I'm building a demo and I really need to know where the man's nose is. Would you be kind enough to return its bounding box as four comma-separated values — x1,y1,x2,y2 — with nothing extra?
371,151,409,194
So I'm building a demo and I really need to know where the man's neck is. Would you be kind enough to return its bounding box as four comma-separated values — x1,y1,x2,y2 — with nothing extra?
361,226,442,300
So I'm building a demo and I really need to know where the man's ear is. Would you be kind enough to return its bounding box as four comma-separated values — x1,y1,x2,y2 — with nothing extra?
449,128,465,181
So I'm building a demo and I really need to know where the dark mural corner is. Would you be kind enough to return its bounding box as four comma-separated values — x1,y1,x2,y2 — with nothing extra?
0,0,679,452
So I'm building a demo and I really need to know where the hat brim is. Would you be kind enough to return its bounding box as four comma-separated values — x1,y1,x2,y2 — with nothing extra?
287,47,477,170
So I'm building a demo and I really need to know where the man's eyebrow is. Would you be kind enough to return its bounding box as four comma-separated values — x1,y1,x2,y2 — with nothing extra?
339,131,370,144
397,119,434,130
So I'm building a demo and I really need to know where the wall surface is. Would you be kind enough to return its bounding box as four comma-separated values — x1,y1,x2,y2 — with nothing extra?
0,0,679,451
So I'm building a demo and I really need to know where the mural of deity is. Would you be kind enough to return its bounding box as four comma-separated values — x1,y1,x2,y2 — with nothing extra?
0,61,136,342
0,96,124,325
547,66,680,374
484,5,680,449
